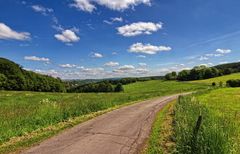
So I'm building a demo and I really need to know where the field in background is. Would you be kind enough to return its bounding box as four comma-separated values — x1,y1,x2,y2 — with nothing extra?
173,88,240,153
0,80,206,153
191,73,240,85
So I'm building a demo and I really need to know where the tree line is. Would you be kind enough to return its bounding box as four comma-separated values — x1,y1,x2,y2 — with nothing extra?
165,62,240,81
0,58,65,92
67,81,124,93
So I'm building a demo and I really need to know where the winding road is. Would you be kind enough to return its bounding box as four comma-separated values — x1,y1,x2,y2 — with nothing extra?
23,94,184,154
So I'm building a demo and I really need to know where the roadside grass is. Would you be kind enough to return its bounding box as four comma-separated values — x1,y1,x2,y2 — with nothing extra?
190,73,240,85
0,80,206,153
173,88,240,154
144,101,176,154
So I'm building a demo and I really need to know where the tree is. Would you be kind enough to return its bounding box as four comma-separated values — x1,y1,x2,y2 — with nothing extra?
0,73,7,89
177,70,190,81
165,72,177,80
114,83,124,92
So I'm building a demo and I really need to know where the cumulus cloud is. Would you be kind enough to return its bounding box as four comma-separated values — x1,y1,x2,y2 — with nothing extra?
113,65,135,73
70,0,96,12
24,56,50,62
91,52,103,58
104,61,119,67
59,64,77,68
71,0,151,12
117,22,162,37
129,43,171,54
31,5,53,15
0,23,30,41
118,65,135,70
136,68,149,74
54,29,80,43
34,69,59,77
216,48,231,54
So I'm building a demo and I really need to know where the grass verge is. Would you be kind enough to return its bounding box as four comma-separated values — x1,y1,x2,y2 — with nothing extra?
144,101,176,154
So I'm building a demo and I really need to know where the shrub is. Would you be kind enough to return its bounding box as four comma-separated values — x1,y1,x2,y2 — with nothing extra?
226,79,240,87
114,83,124,92
212,82,216,86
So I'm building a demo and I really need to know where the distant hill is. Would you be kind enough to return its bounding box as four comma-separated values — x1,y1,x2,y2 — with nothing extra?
0,58,65,92
213,62,240,74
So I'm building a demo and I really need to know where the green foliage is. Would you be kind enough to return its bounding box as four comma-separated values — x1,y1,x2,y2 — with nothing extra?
168,61,240,82
0,58,65,92
0,80,206,146
177,65,220,81
165,71,177,80
226,79,240,87
173,90,240,154
68,81,114,93
114,83,124,92
0,73,7,89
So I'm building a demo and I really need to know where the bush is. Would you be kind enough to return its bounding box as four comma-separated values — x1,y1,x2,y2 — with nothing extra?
114,83,124,92
226,79,240,87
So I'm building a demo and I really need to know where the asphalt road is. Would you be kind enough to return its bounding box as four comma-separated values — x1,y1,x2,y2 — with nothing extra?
23,94,183,154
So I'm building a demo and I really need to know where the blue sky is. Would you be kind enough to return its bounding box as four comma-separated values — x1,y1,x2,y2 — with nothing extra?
1,0,240,79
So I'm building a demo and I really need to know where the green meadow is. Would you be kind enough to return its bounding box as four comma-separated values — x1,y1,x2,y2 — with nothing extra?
0,80,206,153
191,73,240,85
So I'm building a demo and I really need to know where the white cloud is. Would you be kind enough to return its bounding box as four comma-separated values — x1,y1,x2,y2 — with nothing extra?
24,56,50,62
31,5,53,15
112,52,118,55
117,22,162,37
219,61,228,64
54,29,80,43
118,65,135,70
129,43,171,54
91,52,103,58
138,63,147,67
34,69,59,77
136,68,149,74
104,17,123,25
0,23,30,41
137,55,146,58
104,61,119,67
216,48,231,54
59,64,77,68
199,56,209,61
71,0,151,12
70,0,96,12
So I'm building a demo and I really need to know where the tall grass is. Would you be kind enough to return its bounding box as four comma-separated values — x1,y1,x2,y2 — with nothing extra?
0,80,206,146
173,93,239,154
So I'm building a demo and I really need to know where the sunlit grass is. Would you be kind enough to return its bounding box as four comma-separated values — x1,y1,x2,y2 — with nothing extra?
173,88,240,153
191,73,240,85
0,80,206,150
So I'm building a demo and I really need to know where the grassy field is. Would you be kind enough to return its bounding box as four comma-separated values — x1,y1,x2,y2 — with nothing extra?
173,88,240,153
191,73,240,85
0,80,206,153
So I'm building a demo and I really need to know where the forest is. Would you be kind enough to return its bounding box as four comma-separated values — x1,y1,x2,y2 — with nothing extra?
0,58,65,92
